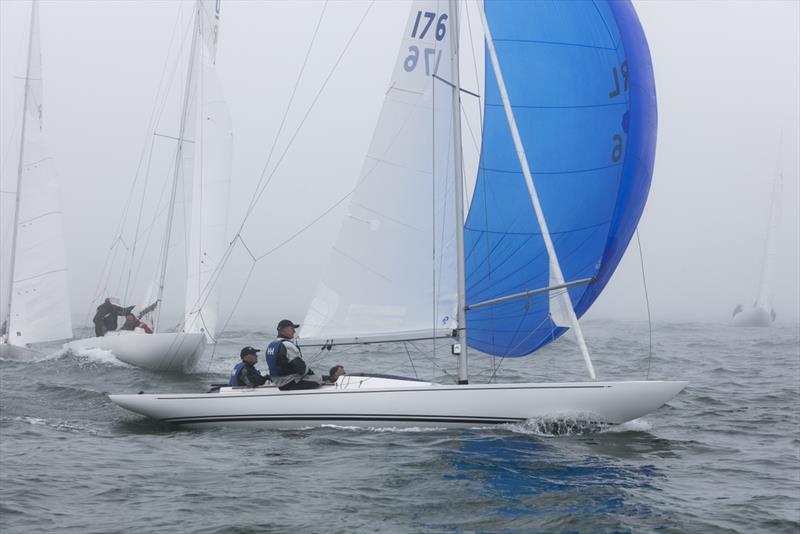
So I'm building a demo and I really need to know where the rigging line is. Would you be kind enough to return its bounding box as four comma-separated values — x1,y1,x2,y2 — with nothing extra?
238,1,329,228
503,307,549,357
109,8,190,246
430,37,440,368
238,1,376,235
463,0,483,131
252,166,368,261
204,260,256,374
182,233,239,328
459,97,481,159
403,342,419,380
237,235,257,262
406,340,454,379
235,0,331,233
128,179,173,305
248,82,408,261
180,132,192,290
123,130,159,302
96,8,189,313
88,235,126,309
636,229,654,380
486,354,506,384
181,2,371,314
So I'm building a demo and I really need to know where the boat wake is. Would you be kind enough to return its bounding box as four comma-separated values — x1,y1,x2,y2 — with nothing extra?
65,347,134,368
0,346,66,363
7,415,100,436
507,415,654,436
506,414,612,436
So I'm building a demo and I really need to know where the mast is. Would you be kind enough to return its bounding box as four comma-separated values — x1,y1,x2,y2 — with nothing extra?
449,0,469,384
4,0,37,337
153,1,200,331
478,2,596,380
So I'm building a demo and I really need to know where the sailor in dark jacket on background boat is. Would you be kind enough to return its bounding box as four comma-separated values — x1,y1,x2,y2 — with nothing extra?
93,298,134,337
266,319,321,390
229,346,268,387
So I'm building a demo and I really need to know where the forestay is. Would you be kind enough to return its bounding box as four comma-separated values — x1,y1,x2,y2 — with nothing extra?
7,1,72,346
301,0,458,344
464,0,657,356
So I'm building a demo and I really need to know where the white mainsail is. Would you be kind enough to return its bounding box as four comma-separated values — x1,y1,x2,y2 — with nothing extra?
5,0,72,346
184,0,232,342
301,0,458,344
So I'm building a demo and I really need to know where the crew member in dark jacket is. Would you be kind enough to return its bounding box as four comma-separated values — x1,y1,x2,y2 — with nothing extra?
93,298,134,337
266,319,321,390
120,313,153,334
230,346,268,387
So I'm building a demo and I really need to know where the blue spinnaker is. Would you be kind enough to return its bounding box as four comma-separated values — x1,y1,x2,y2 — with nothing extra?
465,0,657,356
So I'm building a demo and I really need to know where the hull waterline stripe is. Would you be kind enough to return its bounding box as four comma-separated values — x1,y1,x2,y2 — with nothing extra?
163,414,526,425
150,383,610,401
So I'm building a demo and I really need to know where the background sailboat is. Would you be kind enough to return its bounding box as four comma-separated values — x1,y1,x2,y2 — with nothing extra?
732,147,782,327
64,0,232,371
0,0,72,359
110,0,685,428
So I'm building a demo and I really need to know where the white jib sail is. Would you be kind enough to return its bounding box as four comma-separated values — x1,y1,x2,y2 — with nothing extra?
184,0,232,342
7,2,72,346
301,0,458,344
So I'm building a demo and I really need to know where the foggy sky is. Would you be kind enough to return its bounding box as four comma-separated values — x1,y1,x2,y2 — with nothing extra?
1,0,798,331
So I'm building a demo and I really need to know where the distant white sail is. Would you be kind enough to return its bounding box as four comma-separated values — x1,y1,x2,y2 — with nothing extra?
756,158,781,311
184,0,232,342
302,0,458,343
7,1,72,346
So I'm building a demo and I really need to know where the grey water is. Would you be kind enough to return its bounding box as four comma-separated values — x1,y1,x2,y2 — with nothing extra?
1,320,798,533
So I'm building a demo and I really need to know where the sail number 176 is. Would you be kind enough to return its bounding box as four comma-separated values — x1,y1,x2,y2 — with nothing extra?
405,11,448,75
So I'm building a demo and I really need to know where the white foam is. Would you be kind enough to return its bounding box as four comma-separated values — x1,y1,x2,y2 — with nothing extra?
69,347,134,368
12,415,98,435
609,418,652,433
506,414,609,437
15,415,48,426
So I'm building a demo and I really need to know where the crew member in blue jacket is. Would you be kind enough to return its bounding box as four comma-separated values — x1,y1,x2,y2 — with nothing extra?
266,319,321,390
230,346,268,387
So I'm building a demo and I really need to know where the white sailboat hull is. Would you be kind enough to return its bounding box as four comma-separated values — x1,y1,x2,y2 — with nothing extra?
65,331,205,372
109,376,687,429
732,307,773,327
